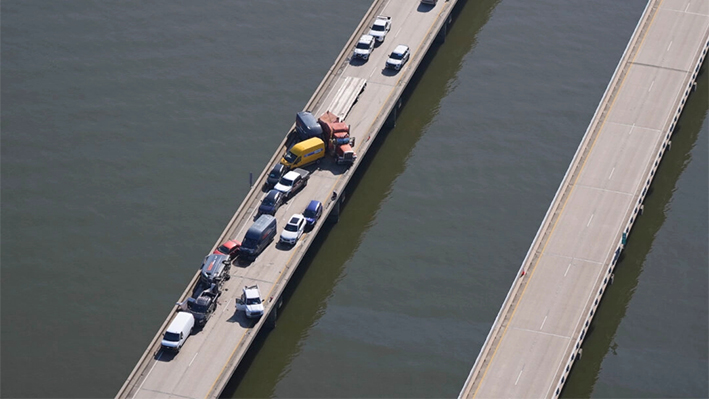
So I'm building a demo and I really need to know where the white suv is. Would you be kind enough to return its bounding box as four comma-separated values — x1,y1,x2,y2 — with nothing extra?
386,45,410,70
353,34,375,60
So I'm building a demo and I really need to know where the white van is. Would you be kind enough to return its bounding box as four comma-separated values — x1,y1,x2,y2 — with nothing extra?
161,311,195,352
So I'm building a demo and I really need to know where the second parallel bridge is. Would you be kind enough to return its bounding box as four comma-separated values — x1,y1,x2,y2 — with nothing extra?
459,0,709,397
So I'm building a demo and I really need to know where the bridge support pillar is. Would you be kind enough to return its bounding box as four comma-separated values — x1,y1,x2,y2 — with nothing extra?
435,14,452,44
328,194,342,223
265,296,282,329
435,22,447,44
265,308,277,329
385,98,403,128
385,107,397,128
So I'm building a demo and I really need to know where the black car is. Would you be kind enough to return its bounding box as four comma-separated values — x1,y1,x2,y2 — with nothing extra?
266,163,288,189
259,189,285,215
187,286,219,327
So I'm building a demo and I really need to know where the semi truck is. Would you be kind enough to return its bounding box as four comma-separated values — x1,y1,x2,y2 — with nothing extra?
318,111,357,165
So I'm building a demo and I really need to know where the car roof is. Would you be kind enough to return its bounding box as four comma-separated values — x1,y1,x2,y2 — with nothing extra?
168,312,194,332
282,170,300,179
220,240,239,249
202,254,228,273
306,200,322,210
393,44,408,54
288,214,305,224
244,287,260,298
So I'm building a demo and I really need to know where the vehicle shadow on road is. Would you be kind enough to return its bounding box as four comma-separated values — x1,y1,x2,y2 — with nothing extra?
274,241,295,251
348,57,369,67
154,349,176,362
233,257,253,268
226,310,258,328
380,68,401,77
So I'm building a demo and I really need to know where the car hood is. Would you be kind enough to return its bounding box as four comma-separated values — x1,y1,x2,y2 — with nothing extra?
281,230,299,240
259,203,275,213
246,303,264,314
273,183,290,193
369,30,385,38
354,47,372,55
387,58,403,65
161,338,180,348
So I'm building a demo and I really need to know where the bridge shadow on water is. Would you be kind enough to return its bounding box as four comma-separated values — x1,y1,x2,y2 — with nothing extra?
219,0,504,397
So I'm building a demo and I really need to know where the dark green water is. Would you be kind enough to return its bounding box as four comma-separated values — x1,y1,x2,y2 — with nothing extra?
1,0,706,398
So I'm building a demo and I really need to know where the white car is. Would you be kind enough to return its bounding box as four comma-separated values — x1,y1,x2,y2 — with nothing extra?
386,44,410,71
273,168,309,199
368,16,391,43
353,34,375,60
280,214,306,245
235,285,264,319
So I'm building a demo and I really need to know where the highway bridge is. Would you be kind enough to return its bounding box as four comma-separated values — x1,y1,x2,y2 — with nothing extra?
458,0,709,397
116,0,463,398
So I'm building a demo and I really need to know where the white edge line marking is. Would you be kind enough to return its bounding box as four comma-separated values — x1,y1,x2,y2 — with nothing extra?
189,352,199,367
137,351,161,393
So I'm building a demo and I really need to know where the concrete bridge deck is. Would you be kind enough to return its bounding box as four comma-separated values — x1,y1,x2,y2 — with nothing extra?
459,0,709,397
116,1,462,398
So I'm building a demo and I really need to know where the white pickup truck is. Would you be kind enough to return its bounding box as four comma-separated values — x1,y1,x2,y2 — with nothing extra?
235,285,264,319
368,15,392,43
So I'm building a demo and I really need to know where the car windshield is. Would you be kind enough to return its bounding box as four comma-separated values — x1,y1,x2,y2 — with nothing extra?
164,332,180,342
278,176,294,186
304,209,316,218
242,238,257,248
372,24,385,31
269,171,279,178
188,301,208,313
263,196,276,206
283,152,297,163
217,244,230,253
246,297,261,305
285,223,298,232
356,41,370,49
390,51,405,60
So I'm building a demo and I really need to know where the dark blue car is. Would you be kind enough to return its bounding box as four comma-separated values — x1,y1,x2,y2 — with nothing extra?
303,200,323,229
259,190,284,215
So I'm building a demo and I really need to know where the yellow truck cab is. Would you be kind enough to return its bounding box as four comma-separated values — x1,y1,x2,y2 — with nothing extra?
280,137,325,169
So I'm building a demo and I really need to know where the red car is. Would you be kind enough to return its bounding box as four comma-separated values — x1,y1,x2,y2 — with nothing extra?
213,239,241,259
